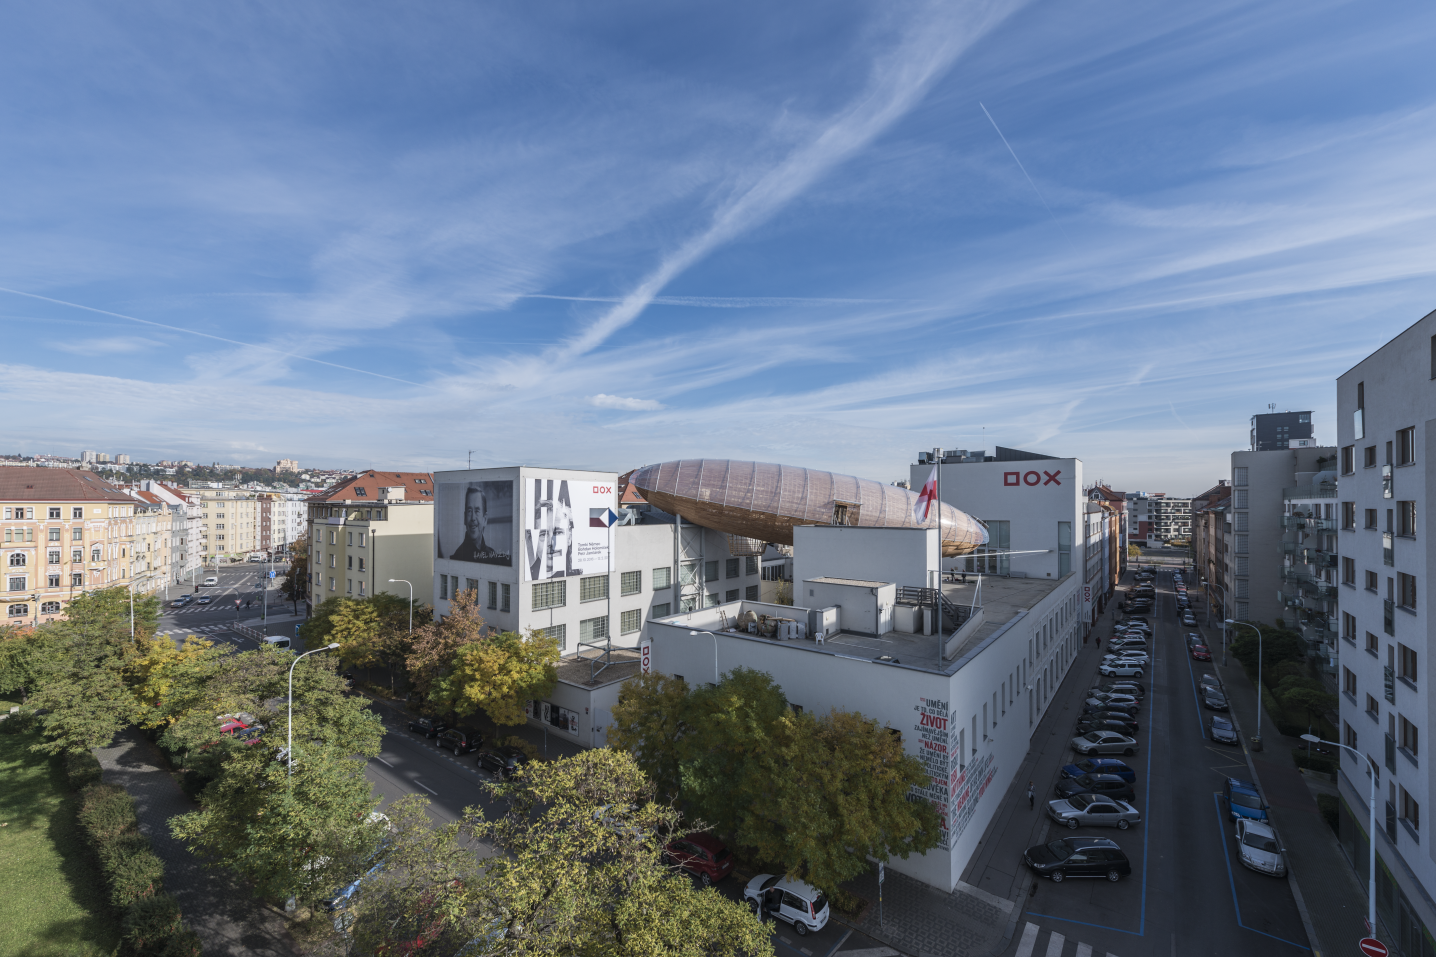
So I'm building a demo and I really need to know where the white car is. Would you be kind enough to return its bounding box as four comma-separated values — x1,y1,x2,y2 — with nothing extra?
203,576,219,586
1070,731,1138,756
1099,662,1145,677
1234,819,1286,877
743,875,830,936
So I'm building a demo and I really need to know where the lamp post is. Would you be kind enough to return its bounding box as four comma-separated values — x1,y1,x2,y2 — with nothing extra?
288,643,340,778
1304,733,1379,937
1226,619,1263,747
389,579,412,634
689,630,720,684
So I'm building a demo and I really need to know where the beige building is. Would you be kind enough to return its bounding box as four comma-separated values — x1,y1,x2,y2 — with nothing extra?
1,468,138,626
194,488,260,560
306,470,435,612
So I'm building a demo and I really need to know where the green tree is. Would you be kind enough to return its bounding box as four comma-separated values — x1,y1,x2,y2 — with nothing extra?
1229,622,1306,684
0,624,52,702
279,534,309,614
320,591,426,693
404,587,487,708
431,628,559,727
609,671,691,798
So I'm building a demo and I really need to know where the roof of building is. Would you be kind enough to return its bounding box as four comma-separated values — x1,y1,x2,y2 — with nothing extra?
1088,485,1126,503
0,467,133,503
808,576,891,588
308,471,436,504
554,647,644,688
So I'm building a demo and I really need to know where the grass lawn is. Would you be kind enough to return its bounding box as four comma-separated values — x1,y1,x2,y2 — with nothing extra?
0,727,120,957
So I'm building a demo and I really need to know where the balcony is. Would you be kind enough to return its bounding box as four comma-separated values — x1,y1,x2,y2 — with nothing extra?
1306,549,1338,569
1281,541,1299,554
1281,515,1308,530
1281,567,1312,585
1385,665,1396,704
1283,482,1339,501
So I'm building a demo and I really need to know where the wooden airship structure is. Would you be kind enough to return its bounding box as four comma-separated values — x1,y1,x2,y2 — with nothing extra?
627,459,988,557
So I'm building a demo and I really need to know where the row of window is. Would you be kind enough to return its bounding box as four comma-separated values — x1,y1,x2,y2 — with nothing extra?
3,506,90,520
1341,428,1417,474
6,601,63,616
9,573,89,591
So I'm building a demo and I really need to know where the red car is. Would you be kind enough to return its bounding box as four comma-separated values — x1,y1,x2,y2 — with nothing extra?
1191,644,1212,661
663,833,734,887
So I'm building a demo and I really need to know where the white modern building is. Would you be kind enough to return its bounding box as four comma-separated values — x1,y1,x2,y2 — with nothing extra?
647,521,1084,892
1335,307,1436,954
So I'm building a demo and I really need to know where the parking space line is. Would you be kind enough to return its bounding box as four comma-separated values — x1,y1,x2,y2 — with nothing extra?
373,755,393,767
414,779,437,795
818,928,851,957
1209,792,1311,951
1075,943,1092,957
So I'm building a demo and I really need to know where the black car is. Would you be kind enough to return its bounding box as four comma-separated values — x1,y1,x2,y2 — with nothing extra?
1210,715,1239,744
1024,837,1132,883
437,727,482,755
408,717,447,738
1081,710,1140,731
1202,688,1230,711
1075,718,1138,738
476,746,529,779
1054,773,1136,803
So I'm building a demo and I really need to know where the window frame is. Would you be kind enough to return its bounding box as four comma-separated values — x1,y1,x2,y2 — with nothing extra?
532,580,566,610
620,570,642,596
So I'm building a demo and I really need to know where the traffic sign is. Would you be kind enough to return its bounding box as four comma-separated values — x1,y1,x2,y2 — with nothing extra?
877,862,885,884
1360,938,1390,957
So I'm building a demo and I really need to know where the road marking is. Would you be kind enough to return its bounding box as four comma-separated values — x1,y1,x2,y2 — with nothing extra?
414,779,437,795
1045,931,1065,957
373,755,393,767
1210,792,1311,950
1015,922,1040,957
1076,944,1092,957
820,928,853,957
834,950,895,957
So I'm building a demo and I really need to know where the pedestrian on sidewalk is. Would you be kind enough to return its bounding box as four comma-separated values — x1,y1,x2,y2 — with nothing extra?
1095,635,1101,649
1027,782,1035,809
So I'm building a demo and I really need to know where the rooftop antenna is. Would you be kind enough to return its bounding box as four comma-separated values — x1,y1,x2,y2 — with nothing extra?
468,450,476,469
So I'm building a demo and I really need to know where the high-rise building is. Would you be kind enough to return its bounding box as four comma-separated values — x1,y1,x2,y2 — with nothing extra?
81,450,96,463
1251,410,1315,451
116,454,130,465
1335,307,1436,949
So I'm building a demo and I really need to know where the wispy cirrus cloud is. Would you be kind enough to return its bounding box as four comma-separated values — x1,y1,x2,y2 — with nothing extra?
587,393,665,412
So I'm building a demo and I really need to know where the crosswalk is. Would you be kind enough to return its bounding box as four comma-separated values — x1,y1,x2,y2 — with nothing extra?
156,623,236,638
1014,922,1118,957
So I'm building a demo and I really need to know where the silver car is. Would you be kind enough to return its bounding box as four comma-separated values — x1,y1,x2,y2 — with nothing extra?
1047,793,1142,830
1103,651,1149,665
1234,819,1286,876
1071,731,1138,756
1098,661,1145,678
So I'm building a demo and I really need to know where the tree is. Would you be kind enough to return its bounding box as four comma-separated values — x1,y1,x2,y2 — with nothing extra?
280,534,309,614
431,628,559,726
1229,622,1306,683
319,592,426,693
404,588,487,708
609,672,692,799
0,624,52,702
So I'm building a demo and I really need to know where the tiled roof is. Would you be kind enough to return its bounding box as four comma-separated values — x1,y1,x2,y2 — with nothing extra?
308,470,436,503
0,468,133,503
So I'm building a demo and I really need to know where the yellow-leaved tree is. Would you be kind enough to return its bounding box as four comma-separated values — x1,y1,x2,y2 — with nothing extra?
433,628,560,726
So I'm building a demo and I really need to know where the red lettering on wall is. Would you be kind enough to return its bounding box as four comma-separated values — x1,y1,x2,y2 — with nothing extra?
1043,470,1062,486
1004,471,1021,486
592,486,612,494
918,713,949,730
1023,471,1041,486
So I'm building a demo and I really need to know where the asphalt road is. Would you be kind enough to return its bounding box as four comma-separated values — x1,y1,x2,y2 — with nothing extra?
1001,564,1312,957
155,563,303,648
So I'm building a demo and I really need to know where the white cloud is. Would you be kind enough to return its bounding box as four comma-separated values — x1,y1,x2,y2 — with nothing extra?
587,394,665,412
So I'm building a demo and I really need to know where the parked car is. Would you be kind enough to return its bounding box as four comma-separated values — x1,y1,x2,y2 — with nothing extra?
743,875,830,935
1185,632,1204,646
1109,638,1148,650
1056,770,1131,798
1190,644,1212,661
476,746,529,780
437,728,483,756
408,717,447,738
1061,758,1136,783
1084,699,1138,717
663,833,734,887
1071,731,1138,756
1202,688,1229,711
1099,662,1145,678
1102,652,1149,665
1074,716,1140,737
1023,837,1132,883
195,596,214,605
1200,673,1221,692
1100,680,1146,696
1224,778,1269,822
1234,819,1287,877
1210,715,1239,744
1048,794,1142,830
1182,613,1197,626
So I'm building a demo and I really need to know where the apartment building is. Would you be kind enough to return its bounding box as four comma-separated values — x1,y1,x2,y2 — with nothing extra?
194,489,259,560
1190,481,1231,619
133,481,203,582
129,494,174,595
1281,469,1340,674
259,492,306,557
1087,485,1129,579
306,471,435,612
1126,491,1193,545
1335,308,1436,955
0,468,138,625
1252,410,1315,452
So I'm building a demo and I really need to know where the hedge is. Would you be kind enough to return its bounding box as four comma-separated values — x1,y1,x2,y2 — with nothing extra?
1316,793,1340,835
66,750,105,790
1290,748,1337,776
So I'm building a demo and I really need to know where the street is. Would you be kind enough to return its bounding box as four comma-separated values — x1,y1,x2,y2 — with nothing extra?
978,562,1312,957
154,563,304,649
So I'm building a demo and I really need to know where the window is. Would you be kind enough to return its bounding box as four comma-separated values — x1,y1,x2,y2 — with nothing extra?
329,578,335,591
358,558,366,572
1345,722,1358,750
440,575,449,600
1343,611,1357,641
71,573,82,586
1233,467,1248,487
651,602,671,618
580,575,608,602
1341,502,1356,529
1343,667,1357,696
488,581,498,610
216,524,225,530
1401,787,1420,832
1362,445,1377,468
347,555,353,569
40,600,60,614
71,507,83,519
47,550,60,565
47,574,59,587
47,507,60,519
8,553,25,567
501,583,510,612
620,571,641,596
704,560,718,582
579,616,608,642
465,578,477,595
620,609,641,634
1399,643,1418,683
1342,557,1356,584
1342,446,1355,474
725,558,740,579
71,548,81,562
746,556,758,576
358,532,366,547
1399,714,1419,756
329,554,336,567
539,623,567,651
7,604,27,617
47,528,59,541
1367,694,1381,718
653,566,671,590
346,579,353,594
679,562,698,586
705,592,718,607
1368,632,1380,654
745,585,759,600
1398,427,1415,465
1399,501,1417,537
1365,508,1378,529
532,580,566,610
92,547,102,562
725,589,739,602
1399,572,1417,610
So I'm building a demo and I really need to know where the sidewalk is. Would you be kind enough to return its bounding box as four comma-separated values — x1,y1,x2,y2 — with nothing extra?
95,729,297,957
1209,641,1384,957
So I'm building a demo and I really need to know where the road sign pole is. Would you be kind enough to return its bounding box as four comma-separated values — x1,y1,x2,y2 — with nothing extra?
877,861,884,927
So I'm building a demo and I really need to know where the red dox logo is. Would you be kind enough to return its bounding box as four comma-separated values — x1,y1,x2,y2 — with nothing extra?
592,486,612,494
1003,470,1062,487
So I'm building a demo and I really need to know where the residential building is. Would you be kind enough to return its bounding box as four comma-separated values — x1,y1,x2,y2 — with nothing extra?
1126,491,1193,545
1087,485,1129,578
432,466,756,655
81,450,97,463
1251,410,1315,452
1280,468,1339,676
128,494,173,595
1228,443,1335,627
1335,308,1436,954
1190,481,1232,619
306,471,436,611
1,468,138,625
134,481,203,582
116,454,130,465
276,459,299,473
193,488,260,560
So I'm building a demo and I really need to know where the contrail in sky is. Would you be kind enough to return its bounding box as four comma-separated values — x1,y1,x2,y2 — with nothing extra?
980,102,1059,223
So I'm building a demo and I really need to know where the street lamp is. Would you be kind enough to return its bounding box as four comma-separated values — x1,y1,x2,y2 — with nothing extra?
689,630,720,684
388,579,412,634
287,643,340,778
1303,733,1378,937
1225,619,1263,747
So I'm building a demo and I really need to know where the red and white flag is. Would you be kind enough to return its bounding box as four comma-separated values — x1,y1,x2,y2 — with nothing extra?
913,467,938,524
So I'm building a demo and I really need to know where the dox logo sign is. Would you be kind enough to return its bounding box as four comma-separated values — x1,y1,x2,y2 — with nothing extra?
1003,470,1061,487
592,485,613,494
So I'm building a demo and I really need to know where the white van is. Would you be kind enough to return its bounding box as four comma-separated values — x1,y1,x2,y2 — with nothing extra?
262,636,291,650
202,576,219,586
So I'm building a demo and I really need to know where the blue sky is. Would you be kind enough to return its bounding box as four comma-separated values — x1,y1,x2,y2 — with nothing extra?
3,0,1434,494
